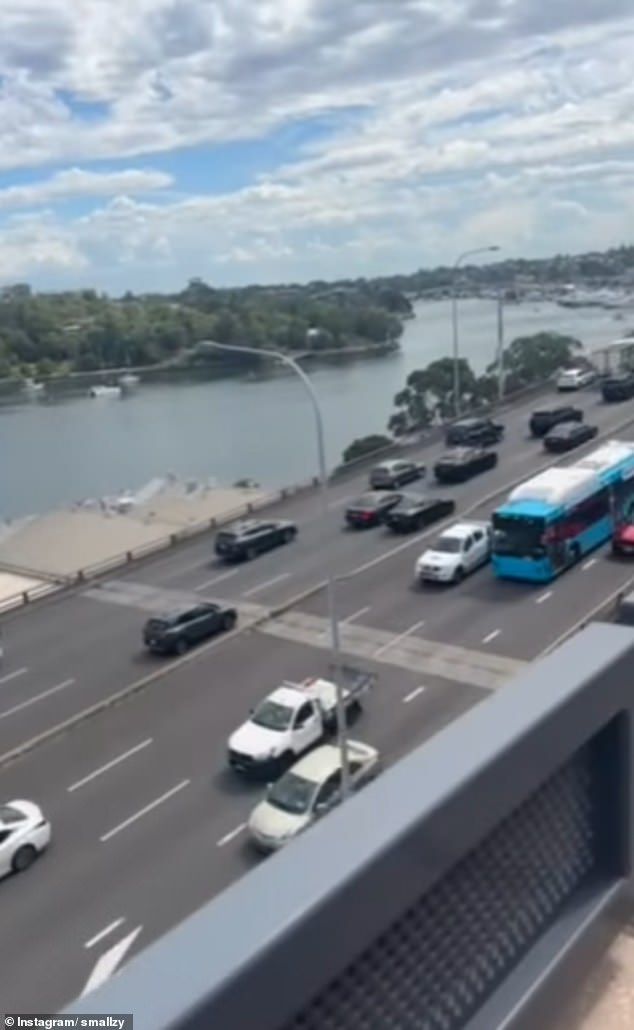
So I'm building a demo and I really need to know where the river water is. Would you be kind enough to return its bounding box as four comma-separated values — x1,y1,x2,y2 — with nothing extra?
2,298,631,519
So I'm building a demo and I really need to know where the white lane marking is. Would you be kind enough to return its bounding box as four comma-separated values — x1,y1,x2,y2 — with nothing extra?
84,917,125,949
81,926,142,996
194,569,239,591
243,572,291,597
0,678,74,721
0,667,28,686
536,591,552,604
342,606,370,624
100,780,190,842
68,739,153,793
582,558,596,570
373,620,425,658
217,823,247,847
482,629,501,644
403,686,425,704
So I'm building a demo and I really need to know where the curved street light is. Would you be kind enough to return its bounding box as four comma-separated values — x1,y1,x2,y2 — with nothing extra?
451,245,500,418
207,341,350,798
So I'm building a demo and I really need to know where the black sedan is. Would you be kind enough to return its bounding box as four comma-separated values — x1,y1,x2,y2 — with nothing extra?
434,447,498,484
143,602,238,656
445,417,504,447
385,495,456,533
543,421,598,453
345,491,402,528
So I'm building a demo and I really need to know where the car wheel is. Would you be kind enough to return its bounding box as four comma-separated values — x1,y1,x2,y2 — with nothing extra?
246,546,258,560
175,638,188,655
283,528,295,543
222,612,237,632
453,566,464,583
12,845,37,873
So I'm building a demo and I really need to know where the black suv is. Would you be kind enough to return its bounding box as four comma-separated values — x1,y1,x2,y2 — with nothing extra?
529,407,583,437
385,495,455,533
215,519,297,561
602,371,634,402
445,417,504,447
143,602,237,655
434,447,498,484
369,459,425,490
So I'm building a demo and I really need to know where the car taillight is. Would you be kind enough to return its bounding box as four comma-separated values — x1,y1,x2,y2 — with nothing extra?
361,511,372,519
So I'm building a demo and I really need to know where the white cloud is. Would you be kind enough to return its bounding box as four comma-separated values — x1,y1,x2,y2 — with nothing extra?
0,168,173,208
0,0,632,289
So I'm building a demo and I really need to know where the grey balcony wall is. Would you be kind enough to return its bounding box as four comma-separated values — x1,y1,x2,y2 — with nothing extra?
63,621,634,1030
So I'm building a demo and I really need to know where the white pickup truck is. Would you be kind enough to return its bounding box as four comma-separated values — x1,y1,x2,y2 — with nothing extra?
415,519,492,584
227,665,375,777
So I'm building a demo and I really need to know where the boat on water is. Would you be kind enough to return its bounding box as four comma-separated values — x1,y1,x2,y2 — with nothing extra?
22,377,45,395
89,384,122,398
118,373,140,389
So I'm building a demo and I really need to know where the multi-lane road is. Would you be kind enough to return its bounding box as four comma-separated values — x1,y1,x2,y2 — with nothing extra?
3,385,634,1013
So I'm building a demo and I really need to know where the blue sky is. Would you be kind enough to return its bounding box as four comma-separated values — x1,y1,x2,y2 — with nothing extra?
0,0,633,293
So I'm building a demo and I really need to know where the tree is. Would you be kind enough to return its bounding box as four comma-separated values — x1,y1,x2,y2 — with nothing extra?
342,434,392,464
488,332,582,391
389,357,479,431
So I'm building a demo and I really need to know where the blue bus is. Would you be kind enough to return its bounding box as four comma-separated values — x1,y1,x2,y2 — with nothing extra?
491,440,634,582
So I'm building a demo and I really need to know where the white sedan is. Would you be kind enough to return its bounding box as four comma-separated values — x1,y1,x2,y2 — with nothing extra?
0,800,51,878
247,740,381,853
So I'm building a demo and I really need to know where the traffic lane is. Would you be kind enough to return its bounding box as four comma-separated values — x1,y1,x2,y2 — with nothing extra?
115,386,558,593
220,401,634,612
125,387,601,603
0,643,474,1011
490,548,634,659
0,613,198,757
176,438,583,613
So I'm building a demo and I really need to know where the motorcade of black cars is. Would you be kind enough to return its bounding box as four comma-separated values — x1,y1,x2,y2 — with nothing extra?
384,495,455,533
214,518,297,562
528,407,583,438
345,491,402,528
445,417,504,447
434,447,498,484
601,371,634,402
143,602,237,655
543,422,598,453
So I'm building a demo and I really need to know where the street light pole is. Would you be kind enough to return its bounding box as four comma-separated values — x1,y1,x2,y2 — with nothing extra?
208,341,350,799
451,245,500,419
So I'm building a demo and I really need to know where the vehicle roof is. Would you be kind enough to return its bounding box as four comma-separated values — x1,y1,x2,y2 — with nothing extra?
290,740,374,781
266,685,306,708
438,447,480,461
440,520,488,539
547,422,581,435
396,494,438,508
508,466,596,508
453,417,487,427
220,519,268,534
373,459,406,471
0,800,35,827
149,601,216,622
532,407,575,416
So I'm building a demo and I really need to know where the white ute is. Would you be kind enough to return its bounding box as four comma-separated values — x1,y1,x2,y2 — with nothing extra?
415,520,492,584
227,665,375,777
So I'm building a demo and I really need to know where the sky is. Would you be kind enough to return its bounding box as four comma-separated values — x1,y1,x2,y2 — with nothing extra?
0,0,633,294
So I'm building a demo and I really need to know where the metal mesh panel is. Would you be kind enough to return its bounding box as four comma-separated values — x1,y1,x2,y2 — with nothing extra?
283,742,599,1030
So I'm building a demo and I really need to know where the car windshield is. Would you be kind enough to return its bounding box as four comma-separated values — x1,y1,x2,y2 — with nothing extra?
267,771,317,815
146,618,170,632
492,513,545,557
251,700,294,731
215,532,236,543
551,424,576,437
354,493,379,507
434,536,462,553
0,805,25,823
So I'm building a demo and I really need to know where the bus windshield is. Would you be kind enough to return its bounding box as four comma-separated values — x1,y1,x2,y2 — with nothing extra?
492,513,545,557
